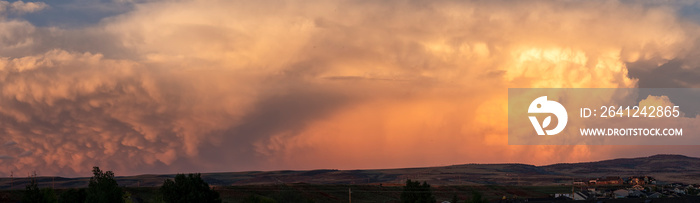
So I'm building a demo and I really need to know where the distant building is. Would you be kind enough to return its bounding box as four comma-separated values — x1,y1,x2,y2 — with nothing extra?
628,176,655,185
631,185,644,190
579,175,654,186
573,191,593,200
629,190,644,197
648,192,662,198
554,193,571,198
613,189,629,198
674,187,686,194
629,177,643,185
573,180,586,185
597,176,623,185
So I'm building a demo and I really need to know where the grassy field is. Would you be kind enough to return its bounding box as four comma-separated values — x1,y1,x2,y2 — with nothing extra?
0,184,573,203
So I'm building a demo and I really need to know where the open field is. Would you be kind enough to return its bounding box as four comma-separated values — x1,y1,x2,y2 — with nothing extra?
3,154,700,202
0,184,573,203
3,184,700,203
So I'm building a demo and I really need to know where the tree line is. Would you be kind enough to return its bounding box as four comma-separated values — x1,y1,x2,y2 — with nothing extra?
400,179,488,203
22,166,221,203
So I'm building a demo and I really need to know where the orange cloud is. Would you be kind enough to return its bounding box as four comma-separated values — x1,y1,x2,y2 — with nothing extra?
0,0,700,176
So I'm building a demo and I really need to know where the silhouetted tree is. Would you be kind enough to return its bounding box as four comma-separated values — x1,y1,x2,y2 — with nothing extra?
468,191,488,203
400,179,436,203
688,187,698,195
41,188,57,203
159,173,221,203
123,191,134,203
23,178,42,203
58,188,86,203
451,194,459,203
86,166,124,203
22,176,57,203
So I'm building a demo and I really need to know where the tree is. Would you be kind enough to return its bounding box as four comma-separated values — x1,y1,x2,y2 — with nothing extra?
22,176,56,203
400,179,436,203
451,194,459,203
468,191,488,203
86,166,124,203
58,188,86,203
23,178,43,203
41,188,58,203
123,191,134,203
160,173,221,203
688,187,698,195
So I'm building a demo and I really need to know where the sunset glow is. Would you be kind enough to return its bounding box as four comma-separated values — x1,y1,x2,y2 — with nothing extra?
1,0,700,177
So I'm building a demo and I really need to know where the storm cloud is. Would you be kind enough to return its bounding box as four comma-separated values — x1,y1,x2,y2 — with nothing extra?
1,0,700,176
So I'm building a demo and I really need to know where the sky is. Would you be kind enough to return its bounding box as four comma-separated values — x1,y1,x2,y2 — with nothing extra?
2,0,700,177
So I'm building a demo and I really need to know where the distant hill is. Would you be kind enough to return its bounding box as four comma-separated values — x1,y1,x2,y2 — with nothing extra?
540,154,700,184
543,154,700,173
3,154,700,189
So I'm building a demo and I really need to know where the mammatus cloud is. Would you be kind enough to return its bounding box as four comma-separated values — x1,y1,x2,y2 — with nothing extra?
0,1,47,16
0,1,46,55
1,0,700,176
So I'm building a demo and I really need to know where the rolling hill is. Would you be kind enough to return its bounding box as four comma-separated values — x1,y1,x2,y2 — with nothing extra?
2,154,700,190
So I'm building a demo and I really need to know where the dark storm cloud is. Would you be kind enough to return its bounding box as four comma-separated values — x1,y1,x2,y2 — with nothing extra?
628,60,700,88
3,0,700,176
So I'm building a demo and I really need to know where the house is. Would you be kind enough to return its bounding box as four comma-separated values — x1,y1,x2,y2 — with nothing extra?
674,187,686,194
648,192,662,198
645,176,656,184
597,176,623,185
613,189,629,198
554,193,571,198
628,176,656,185
573,180,586,185
631,185,644,190
574,191,593,200
628,190,644,197
629,177,643,185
